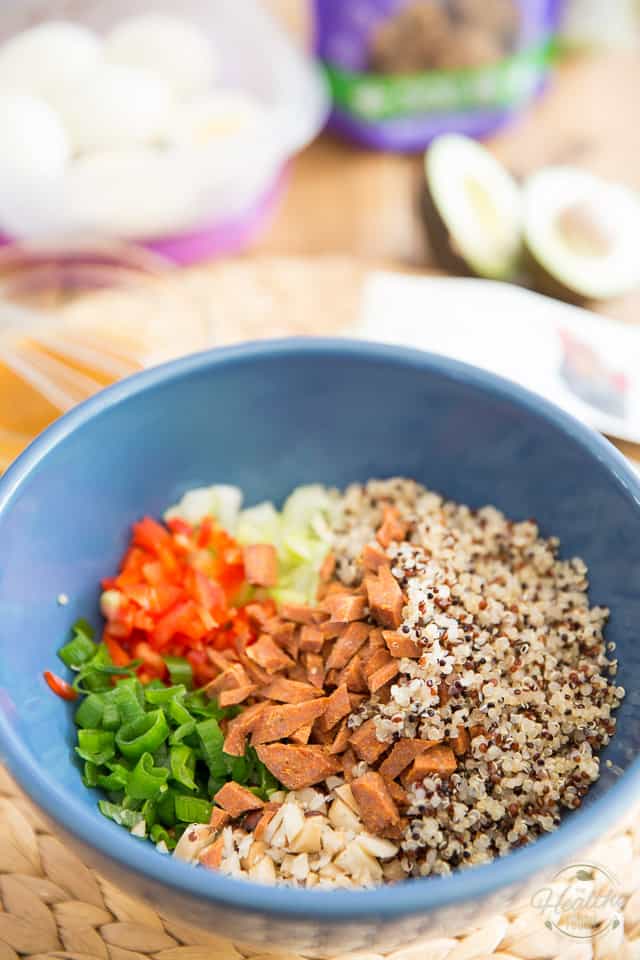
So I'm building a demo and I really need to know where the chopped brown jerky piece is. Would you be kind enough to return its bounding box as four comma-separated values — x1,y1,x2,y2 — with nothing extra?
470,724,486,739
214,781,264,818
351,772,400,836
218,683,257,707
209,807,230,832
204,663,248,697
404,746,457,782
319,620,348,640
362,542,391,573
368,659,399,693
259,676,323,703
299,624,325,653
367,628,387,653
327,718,351,755
255,744,341,790
362,647,393,679
349,692,366,710
365,566,404,629
384,778,410,808
223,702,268,756
273,622,299,659
350,717,389,764
251,698,329,745
376,505,408,549
247,634,294,674
243,544,278,588
242,808,264,832
339,653,367,693
322,592,367,623
379,738,439,780
200,835,224,870
207,648,238,672
439,680,449,706
254,803,281,842
244,603,273,629
234,637,271,686
341,747,358,781
326,621,369,670
319,683,351,731
382,630,420,659
319,551,336,582
289,722,313,745
279,602,328,625
305,652,325,689
450,727,470,756
324,668,340,688
288,664,309,684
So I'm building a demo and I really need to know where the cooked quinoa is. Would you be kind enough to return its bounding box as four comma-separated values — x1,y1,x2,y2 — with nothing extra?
175,478,623,887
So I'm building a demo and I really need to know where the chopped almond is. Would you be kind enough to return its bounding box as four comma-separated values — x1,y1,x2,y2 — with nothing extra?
223,702,268,756
349,717,389,764
209,807,230,832
450,727,470,756
326,621,369,670
299,624,324,653
218,683,257,707
279,602,327,625
365,566,404,629
404,745,457,782
368,659,399,693
305,652,325,689
379,738,439,780
251,698,329,745
214,781,264,818
199,835,224,870
351,771,400,836
382,630,420,659
255,743,341,790
376,505,408,549
247,634,294,674
322,592,367,623
319,551,336,582
320,683,351,731
362,542,390,573
289,722,313,744
259,676,323,704
243,544,278,588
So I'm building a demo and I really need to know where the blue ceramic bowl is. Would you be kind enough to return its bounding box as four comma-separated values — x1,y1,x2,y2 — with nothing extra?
1,339,639,955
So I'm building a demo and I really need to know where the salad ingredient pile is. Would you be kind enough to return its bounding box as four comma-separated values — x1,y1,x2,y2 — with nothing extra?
46,479,623,888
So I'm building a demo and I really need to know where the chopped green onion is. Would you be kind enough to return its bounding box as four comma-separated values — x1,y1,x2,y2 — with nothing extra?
98,800,144,830
111,684,145,725
58,633,96,670
96,764,130,792
101,701,120,731
167,696,193,727
174,795,212,824
155,788,177,827
150,823,176,850
224,752,249,783
144,684,186,706
83,761,99,788
170,744,197,791
196,718,226,778
76,729,115,765
127,752,169,800
169,721,196,745
164,656,193,690
116,710,169,759
74,693,104,729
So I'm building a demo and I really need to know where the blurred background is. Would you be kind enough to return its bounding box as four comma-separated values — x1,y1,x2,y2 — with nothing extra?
1,0,639,469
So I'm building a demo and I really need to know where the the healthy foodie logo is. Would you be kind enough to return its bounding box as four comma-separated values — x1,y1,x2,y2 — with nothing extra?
530,862,624,941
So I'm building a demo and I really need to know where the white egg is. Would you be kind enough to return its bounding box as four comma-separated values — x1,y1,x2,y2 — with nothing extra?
168,91,264,149
0,92,69,180
105,13,216,100
0,21,101,110
60,63,172,153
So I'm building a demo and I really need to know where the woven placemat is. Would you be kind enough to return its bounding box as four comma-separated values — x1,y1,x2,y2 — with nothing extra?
0,759,638,960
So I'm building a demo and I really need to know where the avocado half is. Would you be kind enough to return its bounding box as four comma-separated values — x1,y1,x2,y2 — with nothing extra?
524,167,640,303
423,134,522,281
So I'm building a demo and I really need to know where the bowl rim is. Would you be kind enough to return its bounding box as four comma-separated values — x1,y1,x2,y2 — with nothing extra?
1,336,639,922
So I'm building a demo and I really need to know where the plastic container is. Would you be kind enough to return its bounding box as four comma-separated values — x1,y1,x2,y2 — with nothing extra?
313,0,563,151
0,0,328,263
